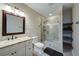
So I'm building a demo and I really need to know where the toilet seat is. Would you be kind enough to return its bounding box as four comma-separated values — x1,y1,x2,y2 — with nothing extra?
34,42,44,49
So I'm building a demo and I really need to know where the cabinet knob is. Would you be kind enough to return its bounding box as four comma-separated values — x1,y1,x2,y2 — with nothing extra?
11,51,16,55
11,53,14,55
14,52,16,53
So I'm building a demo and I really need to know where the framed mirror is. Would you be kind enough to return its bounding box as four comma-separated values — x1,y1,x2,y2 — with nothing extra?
2,10,25,36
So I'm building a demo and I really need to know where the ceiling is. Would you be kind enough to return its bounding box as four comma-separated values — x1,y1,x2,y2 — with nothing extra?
25,3,72,17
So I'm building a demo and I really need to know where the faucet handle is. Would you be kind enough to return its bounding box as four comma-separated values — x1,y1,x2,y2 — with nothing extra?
15,36,17,39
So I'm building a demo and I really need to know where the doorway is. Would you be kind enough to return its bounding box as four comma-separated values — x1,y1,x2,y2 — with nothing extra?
63,5,73,56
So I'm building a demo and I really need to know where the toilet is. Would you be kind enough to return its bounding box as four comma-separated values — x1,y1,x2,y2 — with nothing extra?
32,36,44,50
32,37,45,55
33,42,48,56
32,37,54,55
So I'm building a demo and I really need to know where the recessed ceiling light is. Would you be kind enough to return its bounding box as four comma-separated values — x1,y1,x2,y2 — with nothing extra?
49,13,52,16
48,3,54,6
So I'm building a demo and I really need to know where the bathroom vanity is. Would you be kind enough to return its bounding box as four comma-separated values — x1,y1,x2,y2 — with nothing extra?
0,9,32,56
0,37,33,56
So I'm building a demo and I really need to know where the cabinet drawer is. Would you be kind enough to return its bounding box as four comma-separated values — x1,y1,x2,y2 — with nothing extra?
0,51,11,56
0,48,16,56
0,41,26,56
0,45,16,54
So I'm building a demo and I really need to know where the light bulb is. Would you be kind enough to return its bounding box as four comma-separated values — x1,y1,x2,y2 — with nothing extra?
20,11,25,17
3,5,12,12
14,9,19,15
3,5,25,17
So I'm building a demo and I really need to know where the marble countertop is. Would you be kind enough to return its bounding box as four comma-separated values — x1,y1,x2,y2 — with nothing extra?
0,37,32,48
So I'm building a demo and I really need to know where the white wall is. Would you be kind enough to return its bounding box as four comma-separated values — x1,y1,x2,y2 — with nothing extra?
0,3,45,41
72,4,79,56
63,8,72,23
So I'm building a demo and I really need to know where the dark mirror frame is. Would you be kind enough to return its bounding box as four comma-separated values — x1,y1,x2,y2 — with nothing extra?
2,10,25,36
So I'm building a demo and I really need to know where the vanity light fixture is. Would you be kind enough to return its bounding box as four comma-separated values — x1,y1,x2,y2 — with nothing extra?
3,5,25,17
19,11,25,17
14,8,19,15
3,5,12,13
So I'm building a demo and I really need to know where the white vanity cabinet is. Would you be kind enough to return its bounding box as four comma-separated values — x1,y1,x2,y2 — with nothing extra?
0,39,33,56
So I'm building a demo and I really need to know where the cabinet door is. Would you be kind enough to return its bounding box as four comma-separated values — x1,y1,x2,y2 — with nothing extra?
25,40,33,56
0,51,14,56
0,47,16,56
15,42,26,56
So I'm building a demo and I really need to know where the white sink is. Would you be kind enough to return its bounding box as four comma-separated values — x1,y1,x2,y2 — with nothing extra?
0,37,32,48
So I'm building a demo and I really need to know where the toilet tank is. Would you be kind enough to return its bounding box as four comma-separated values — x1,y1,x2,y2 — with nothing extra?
32,36,40,43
